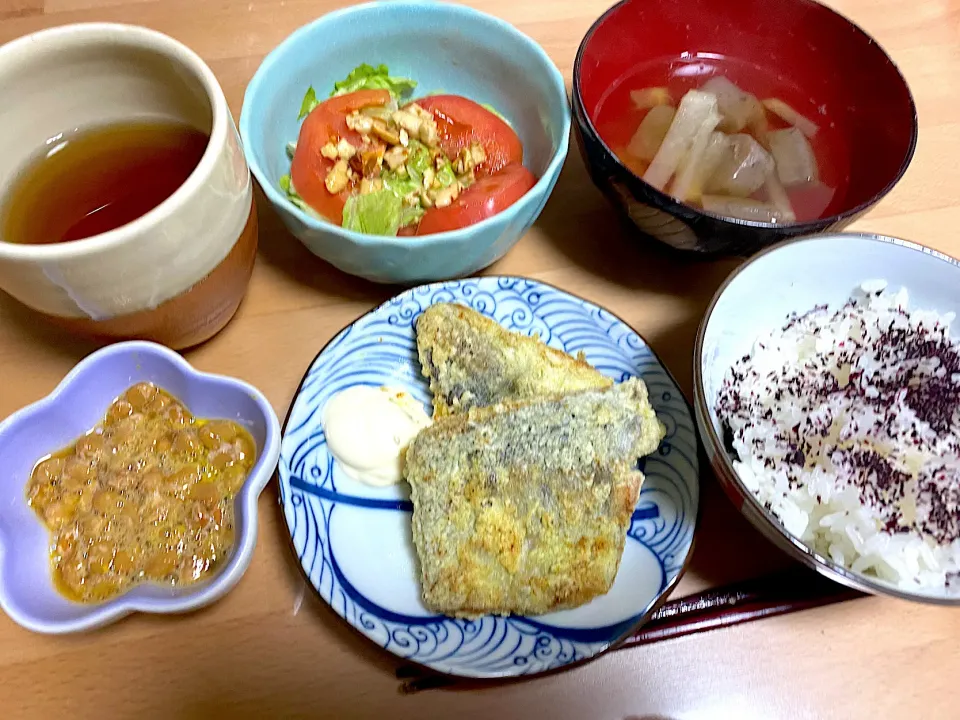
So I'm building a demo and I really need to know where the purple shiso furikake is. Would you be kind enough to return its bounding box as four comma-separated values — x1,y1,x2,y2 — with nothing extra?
716,282,960,591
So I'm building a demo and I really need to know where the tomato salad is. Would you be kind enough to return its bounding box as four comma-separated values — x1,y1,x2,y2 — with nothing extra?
279,64,537,237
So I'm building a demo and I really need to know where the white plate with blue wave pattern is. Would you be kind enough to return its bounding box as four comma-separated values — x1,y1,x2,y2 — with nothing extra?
278,276,699,679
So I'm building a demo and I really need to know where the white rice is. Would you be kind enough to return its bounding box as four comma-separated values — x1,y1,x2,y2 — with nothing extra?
716,280,960,594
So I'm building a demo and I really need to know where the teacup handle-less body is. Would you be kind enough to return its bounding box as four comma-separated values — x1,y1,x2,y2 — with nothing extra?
0,24,257,349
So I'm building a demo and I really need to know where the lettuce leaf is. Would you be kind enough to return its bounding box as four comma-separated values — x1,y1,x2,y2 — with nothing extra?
298,87,319,120
381,171,420,200
331,63,416,101
381,171,426,228
404,140,432,185
435,159,457,188
295,64,416,120
400,204,426,227
342,189,402,236
279,174,321,218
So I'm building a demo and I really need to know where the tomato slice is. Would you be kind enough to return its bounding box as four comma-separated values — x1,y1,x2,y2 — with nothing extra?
412,95,523,177
290,89,391,224
415,163,537,236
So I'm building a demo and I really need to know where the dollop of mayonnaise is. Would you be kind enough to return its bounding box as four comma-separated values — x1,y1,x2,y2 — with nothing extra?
322,385,432,487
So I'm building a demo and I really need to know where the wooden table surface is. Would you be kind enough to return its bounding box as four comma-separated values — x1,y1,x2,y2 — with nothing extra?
1,0,959,717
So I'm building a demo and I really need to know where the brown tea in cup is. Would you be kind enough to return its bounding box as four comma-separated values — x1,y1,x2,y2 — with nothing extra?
3,120,209,245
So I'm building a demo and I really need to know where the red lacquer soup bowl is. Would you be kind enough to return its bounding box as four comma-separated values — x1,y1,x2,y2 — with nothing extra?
572,0,917,256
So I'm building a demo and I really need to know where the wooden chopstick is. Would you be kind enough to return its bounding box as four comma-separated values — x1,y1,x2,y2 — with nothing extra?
396,566,864,694
619,565,864,649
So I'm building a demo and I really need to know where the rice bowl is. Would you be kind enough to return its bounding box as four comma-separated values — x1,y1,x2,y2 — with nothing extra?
695,232,960,604
716,282,959,593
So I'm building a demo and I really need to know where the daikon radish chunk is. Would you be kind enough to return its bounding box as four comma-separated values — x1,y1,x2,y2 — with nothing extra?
676,131,730,202
747,100,771,149
627,105,676,162
690,131,731,199
701,195,785,223
643,90,720,191
630,87,673,110
671,122,724,202
705,133,774,197
768,127,819,187
701,76,763,133
762,173,797,223
763,98,819,138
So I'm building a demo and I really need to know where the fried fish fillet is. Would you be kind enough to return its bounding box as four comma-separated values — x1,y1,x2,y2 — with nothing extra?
404,378,664,617
415,302,613,418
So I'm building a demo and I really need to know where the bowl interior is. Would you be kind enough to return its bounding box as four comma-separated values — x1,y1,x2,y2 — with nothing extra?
577,0,916,220
243,1,566,214
0,345,276,630
699,233,960,599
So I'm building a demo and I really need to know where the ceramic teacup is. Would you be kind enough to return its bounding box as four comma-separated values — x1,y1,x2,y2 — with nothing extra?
0,23,256,349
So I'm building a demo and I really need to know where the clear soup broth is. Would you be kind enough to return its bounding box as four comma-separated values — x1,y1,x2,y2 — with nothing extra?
594,54,850,223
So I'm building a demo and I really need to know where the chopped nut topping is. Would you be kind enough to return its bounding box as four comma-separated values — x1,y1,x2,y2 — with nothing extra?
325,159,349,194
321,142,339,160
419,120,439,147
422,167,435,190
392,109,422,137
433,184,460,208
455,143,487,174
336,138,357,160
383,145,409,171
345,112,374,134
399,128,410,147
407,104,431,120
370,119,401,145
470,143,487,166
404,104,440,147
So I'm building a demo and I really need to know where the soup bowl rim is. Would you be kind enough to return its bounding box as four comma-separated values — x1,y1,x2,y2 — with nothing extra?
571,0,919,232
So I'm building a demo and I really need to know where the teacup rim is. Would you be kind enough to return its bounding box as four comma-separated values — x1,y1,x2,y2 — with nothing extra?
0,22,229,260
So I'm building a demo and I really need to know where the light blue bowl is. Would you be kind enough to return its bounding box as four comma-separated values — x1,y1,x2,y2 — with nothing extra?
239,0,570,285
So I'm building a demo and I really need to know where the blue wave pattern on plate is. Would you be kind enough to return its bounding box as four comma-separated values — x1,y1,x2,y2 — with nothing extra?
278,277,699,678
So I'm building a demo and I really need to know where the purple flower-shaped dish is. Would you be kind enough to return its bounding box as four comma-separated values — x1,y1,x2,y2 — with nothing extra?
0,341,281,633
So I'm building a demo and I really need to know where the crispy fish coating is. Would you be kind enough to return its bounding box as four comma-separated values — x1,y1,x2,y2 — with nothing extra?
404,379,664,617
415,302,613,418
